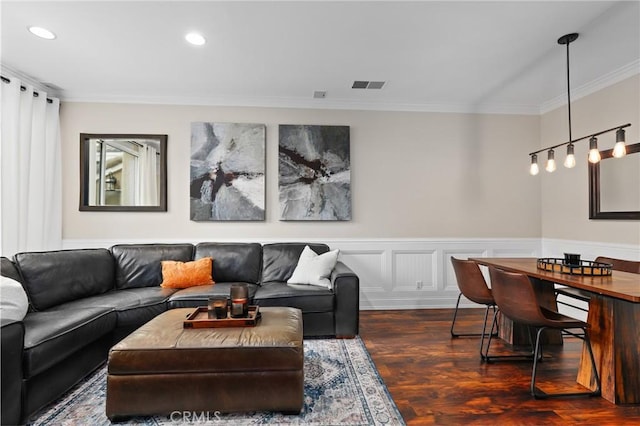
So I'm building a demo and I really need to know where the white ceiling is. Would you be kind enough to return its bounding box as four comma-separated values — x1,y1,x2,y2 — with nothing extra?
2,1,639,114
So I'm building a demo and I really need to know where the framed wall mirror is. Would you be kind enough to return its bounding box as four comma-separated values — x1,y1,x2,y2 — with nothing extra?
589,142,640,220
80,133,167,211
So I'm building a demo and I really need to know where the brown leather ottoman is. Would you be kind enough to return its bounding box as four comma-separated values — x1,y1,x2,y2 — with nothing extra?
105,307,303,420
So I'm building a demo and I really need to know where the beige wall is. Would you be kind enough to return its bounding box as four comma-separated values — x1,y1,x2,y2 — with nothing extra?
60,103,541,240
540,75,640,245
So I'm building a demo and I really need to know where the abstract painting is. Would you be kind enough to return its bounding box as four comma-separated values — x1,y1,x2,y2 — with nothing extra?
190,122,265,221
279,125,351,220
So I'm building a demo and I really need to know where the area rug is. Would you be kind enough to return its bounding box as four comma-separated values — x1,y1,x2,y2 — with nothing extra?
29,337,404,425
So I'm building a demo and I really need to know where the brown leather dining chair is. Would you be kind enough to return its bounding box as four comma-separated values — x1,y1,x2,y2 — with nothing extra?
489,266,601,399
450,257,532,361
555,256,640,312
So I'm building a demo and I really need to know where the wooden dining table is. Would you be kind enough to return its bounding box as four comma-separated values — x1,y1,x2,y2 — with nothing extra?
470,257,640,405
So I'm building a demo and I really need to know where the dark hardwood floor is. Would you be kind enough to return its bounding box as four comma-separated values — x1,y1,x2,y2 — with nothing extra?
359,308,640,425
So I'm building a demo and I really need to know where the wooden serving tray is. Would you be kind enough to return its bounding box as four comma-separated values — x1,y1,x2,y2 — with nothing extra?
183,305,261,329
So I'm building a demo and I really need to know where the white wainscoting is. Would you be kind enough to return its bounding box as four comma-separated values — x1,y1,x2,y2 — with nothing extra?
62,237,636,311
329,239,540,310
541,238,640,261
63,237,539,310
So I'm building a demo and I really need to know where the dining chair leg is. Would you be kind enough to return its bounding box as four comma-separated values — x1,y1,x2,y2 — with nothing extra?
531,327,601,399
451,294,497,338
483,309,535,362
450,293,466,337
478,304,494,359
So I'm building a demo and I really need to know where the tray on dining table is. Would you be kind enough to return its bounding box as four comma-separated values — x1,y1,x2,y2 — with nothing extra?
183,305,261,328
536,258,612,276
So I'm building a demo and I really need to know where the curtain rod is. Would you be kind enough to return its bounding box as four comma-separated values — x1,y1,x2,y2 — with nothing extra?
1,75,54,104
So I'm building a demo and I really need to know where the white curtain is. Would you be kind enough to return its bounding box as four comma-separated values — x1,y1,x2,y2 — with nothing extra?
1,77,62,256
138,145,158,206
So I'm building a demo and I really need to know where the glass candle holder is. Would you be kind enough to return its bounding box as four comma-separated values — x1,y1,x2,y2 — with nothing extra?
208,297,228,319
230,283,249,318
563,253,581,266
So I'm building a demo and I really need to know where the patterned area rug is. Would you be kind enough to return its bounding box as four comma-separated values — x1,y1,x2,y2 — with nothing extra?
29,337,404,425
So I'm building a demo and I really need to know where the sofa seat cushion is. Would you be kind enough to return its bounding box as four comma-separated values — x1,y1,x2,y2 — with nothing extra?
46,288,175,328
15,249,115,310
254,282,334,313
262,243,329,283
111,244,194,289
194,243,262,284
168,282,259,308
23,307,116,378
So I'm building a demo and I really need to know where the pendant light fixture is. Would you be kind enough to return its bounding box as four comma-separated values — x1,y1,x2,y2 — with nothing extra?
529,33,630,175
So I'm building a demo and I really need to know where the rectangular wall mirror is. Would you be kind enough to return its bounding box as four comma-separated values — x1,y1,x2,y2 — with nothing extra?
589,142,640,220
80,133,167,211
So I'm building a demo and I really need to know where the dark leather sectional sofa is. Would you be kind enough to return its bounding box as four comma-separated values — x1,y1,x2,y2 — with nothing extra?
0,242,359,425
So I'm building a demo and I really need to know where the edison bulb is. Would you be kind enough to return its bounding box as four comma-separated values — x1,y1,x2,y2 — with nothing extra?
546,158,556,172
530,162,539,176
588,136,600,163
564,144,576,168
564,154,576,168
545,150,556,172
612,142,626,158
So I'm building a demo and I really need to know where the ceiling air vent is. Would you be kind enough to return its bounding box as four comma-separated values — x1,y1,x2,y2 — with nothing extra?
352,80,386,89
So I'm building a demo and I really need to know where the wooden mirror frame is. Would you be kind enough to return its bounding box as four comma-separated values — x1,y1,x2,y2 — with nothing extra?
589,142,640,220
79,133,167,212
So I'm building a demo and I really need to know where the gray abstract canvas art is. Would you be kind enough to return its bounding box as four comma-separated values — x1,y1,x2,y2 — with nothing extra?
190,122,265,221
279,125,351,220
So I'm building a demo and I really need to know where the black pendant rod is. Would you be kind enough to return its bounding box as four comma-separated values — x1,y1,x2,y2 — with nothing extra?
564,35,574,145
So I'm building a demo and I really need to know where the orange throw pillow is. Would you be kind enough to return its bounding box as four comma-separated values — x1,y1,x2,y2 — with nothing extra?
160,257,214,289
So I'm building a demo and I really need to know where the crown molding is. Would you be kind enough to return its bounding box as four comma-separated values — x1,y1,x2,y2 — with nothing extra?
540,59,640,114
58,60,640,116
59,93,541,115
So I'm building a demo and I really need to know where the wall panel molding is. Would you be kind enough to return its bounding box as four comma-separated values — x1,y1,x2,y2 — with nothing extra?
541,238,640,262
61,237,635,310
63,237,538,310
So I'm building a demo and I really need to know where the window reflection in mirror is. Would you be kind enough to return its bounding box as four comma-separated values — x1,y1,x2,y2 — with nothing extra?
80,134,167,212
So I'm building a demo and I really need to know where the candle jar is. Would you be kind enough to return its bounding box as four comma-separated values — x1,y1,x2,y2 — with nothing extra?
230,283,249,318
563,253,581,266
208,297,228,319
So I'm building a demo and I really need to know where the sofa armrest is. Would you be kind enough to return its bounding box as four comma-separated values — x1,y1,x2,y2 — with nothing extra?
2,318,24,425
331,261,359,338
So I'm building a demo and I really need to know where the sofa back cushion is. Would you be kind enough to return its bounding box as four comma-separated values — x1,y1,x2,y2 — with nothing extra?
262,243,329,283
14,249,115,311
0,257,22,282
111,244,194,289
194,243,262,284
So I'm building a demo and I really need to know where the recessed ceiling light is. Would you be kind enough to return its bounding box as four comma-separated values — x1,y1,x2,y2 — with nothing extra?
28,26,56,40
185,32,206,46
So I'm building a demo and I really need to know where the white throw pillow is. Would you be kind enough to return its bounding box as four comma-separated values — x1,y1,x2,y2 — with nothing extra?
0,276,29,321
287,246,340,289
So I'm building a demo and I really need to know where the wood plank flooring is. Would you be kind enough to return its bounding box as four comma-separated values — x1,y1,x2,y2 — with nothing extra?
359,308,640,425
